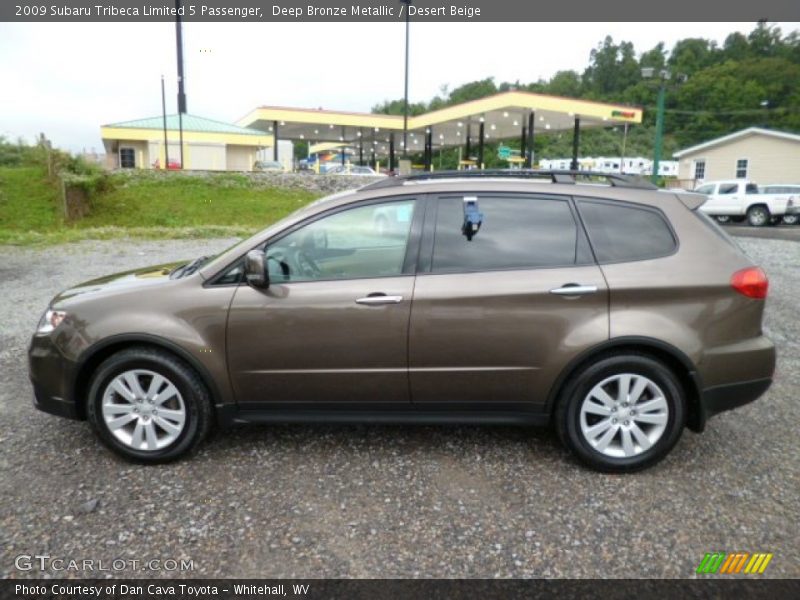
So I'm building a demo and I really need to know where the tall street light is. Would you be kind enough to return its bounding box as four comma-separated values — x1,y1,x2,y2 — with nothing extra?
400,0,412,159
641,67,668,185
642,67,686,185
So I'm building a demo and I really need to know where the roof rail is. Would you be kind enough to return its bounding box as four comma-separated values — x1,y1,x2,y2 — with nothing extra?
361,169,658,191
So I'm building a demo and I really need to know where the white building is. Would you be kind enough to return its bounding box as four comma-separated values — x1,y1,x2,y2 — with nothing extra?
673,127,800,185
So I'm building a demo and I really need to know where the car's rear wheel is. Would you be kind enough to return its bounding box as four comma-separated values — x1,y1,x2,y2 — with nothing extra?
782,214,798,225
556,354,686,472
747,205,770,227
87,347,212,463
714,215,731,224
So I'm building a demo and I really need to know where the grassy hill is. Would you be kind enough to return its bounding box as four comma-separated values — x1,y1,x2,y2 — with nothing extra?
0,167,318,245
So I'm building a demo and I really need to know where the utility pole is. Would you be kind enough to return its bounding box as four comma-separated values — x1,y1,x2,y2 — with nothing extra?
652,84,665,184
161,75,169,170
620,123,628,174
400,0,412,158
175,0,186,169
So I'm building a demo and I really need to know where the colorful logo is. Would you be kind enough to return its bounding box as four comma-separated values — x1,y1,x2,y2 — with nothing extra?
611,110,637,119
696,552,773,575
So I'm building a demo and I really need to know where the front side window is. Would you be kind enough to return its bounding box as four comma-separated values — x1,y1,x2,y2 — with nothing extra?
736,159,748,179
431,195,583,273
265,200,415,282
577,199,676,263
694,184,715,195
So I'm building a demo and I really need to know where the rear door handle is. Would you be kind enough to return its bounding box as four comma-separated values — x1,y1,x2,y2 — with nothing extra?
550,284,598,296
355,295,404,305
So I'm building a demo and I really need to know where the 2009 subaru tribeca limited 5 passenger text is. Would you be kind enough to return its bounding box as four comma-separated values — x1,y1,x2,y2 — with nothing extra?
28,171,776,472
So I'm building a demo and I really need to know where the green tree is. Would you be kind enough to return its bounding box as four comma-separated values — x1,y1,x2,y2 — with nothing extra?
640,42,667,71
447,78,498,104
668,38,717,76
546,70,582,97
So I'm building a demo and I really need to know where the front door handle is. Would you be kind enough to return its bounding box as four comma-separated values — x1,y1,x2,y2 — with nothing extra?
355,295,404,305
550,284,598,296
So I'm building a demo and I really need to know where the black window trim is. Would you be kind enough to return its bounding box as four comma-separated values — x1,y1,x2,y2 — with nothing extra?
204,194,427,288
417,191,593,276
573,196,680,265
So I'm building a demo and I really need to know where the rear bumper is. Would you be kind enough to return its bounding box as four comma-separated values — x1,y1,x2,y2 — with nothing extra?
691,335,775,431
700,377,772,422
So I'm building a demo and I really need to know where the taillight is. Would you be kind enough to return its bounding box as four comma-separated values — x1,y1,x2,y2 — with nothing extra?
731,267,768,299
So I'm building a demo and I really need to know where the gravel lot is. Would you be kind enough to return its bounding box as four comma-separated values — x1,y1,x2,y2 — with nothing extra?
0,236,797,579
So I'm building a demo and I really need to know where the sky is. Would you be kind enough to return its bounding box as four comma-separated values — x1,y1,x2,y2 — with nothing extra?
1,21,798,152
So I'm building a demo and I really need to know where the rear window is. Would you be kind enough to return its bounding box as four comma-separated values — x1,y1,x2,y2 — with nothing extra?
577,199,677,263
764,185,800,194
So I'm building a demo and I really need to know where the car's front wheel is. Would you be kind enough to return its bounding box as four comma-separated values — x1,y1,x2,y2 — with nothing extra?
87,347,212,463
555,354,686,472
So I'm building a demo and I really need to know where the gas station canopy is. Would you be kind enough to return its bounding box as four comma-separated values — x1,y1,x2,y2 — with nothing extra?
237,90,642,168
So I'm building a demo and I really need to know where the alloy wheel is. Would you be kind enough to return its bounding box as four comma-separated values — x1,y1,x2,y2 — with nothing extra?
101,369,186,451
579,373,669,458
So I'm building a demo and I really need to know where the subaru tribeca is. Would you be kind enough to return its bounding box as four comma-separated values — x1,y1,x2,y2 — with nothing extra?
28,171,775,472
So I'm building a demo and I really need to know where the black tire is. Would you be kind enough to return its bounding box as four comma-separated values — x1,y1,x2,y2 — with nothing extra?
781,214,798,225
555,353,686,473
714,215,731,224
87,346,212,463
746,205,770,227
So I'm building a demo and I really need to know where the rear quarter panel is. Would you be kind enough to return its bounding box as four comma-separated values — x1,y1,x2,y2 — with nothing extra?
599,196,770,387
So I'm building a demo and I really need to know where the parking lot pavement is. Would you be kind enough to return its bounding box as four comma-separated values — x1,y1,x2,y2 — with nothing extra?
0,237,798,579
727,223,800,242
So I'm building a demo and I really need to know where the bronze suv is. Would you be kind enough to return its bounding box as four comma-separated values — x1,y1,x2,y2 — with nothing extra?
29,171,775,471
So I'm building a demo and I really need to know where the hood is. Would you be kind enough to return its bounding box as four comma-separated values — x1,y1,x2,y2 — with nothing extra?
52,261,185,305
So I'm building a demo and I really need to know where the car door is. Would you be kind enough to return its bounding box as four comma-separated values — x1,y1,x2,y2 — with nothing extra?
696,184,722,215
226,196,422,408
717,183,742,214
408,193,609,411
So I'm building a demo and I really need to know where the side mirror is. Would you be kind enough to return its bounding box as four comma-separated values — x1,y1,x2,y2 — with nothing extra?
244,249,269,288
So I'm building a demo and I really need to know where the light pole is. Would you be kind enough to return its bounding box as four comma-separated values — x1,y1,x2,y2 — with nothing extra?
161,75,169,170
641,67,668,184
400,0,412,159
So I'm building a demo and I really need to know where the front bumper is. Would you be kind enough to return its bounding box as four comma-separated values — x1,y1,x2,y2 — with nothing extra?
28,333,81,420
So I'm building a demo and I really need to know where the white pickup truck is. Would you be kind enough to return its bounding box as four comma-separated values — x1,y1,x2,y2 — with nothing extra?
694,180,799,227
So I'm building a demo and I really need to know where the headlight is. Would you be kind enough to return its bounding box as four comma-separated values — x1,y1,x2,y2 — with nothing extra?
37,309,67,334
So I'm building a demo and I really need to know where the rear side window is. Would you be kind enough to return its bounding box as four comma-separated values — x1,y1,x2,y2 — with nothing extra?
577,199,676,263
745,184,759,194
431,195,586,272
719,183,738,195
